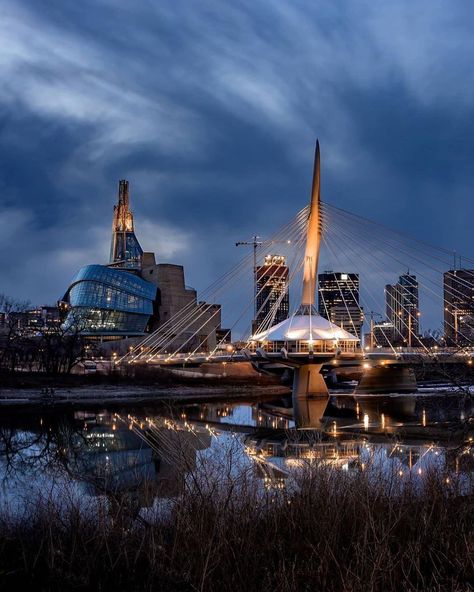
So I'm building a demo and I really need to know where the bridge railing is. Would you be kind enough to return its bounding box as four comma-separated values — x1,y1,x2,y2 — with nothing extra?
248,339,360,354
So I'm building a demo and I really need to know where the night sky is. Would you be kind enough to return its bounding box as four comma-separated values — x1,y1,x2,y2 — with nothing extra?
1,1,474,332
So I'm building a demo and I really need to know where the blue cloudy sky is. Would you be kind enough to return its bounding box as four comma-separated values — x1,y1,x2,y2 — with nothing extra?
1,1,473,330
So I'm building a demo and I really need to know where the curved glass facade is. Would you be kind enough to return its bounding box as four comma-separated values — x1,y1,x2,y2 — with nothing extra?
63,265,156,335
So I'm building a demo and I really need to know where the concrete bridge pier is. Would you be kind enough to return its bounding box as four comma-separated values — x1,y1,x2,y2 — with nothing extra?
292,364,329,428
293,364,329,398
355,365,417,395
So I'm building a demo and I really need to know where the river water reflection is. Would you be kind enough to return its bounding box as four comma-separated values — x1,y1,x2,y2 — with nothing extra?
0,391,473,515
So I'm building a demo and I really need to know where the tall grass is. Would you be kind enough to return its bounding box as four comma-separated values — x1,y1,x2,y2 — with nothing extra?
0,453,472,592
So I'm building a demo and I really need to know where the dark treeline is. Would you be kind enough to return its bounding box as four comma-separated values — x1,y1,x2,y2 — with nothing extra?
0,463,472,591
0,294,95,376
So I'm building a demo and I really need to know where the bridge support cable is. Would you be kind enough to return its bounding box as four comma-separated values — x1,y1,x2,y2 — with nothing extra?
123,234,276,361
323,212,474,349
321,231,399,354
322,222,429,353
317,283,343,344
323,203,474,297
245,229,308,338
155,218,308,360
206,255,306,357
130,210,309,362
326,211,474,308
324,211,474,347
210,238,307,355
324,202,474,284
119,243,258,362
188,242,306,359
243,252,307,346
120,207,309,363
321,234,365,339
323,218,426,348
323,220,444,352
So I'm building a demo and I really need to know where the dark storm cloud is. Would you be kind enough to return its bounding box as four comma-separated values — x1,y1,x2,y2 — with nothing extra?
1,0,474,330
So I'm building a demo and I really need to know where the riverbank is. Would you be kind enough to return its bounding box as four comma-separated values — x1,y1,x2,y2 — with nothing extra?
0,383,291,411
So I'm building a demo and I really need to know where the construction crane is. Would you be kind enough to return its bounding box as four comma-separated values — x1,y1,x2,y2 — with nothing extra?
235,235,291,318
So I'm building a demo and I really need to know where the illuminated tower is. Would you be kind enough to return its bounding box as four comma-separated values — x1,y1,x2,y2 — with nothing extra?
109,180,143,269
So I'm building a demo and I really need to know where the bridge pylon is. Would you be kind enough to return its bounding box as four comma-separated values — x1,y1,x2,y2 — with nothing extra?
249,140,359,401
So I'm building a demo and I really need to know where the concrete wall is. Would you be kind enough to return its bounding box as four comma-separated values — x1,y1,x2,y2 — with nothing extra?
141,261,221,353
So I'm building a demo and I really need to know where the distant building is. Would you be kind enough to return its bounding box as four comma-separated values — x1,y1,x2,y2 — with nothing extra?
385,274,419,345
62,180,226,350
443,269,474,345
364,321,396,348
317,272,363,338
253,255,289,333
0,305,63,336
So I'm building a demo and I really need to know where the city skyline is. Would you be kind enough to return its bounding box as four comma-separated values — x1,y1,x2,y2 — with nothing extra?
1,1,474,322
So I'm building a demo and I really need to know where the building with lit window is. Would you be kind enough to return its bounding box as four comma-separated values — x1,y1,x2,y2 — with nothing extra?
385,274,419,345
62,180,225,348
62,265,157,337
317,272,363,338
443,269,474,346
253,255,289,333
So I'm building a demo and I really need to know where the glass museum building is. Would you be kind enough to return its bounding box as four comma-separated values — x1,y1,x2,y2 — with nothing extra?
62,264,156,337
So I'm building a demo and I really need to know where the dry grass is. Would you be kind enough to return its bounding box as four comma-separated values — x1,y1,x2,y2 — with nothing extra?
0,455,472,592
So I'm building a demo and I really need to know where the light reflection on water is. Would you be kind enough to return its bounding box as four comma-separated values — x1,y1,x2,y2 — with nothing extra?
0,392,472,512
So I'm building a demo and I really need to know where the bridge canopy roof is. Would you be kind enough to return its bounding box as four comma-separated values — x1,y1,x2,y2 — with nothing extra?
251,313,359,343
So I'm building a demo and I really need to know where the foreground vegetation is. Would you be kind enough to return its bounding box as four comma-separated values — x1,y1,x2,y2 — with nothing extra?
0,459,472,592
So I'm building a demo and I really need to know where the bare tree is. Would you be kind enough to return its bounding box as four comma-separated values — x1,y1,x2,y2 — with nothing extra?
0,294,31,373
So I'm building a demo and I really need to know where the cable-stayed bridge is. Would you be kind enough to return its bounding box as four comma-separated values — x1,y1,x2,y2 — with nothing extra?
118,141,474,399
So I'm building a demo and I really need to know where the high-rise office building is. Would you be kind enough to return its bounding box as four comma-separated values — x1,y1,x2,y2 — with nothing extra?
385,274,419,345
317,272,363,338
254,255,289,332
443,269,474,345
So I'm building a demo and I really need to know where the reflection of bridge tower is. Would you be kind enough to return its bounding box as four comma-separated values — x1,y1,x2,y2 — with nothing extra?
250,141,359,403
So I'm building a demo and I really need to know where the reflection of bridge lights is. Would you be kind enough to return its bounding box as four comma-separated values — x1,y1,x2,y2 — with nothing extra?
422,409,427,427
363,414,369,430
381,414,385,429
363,363,370,369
